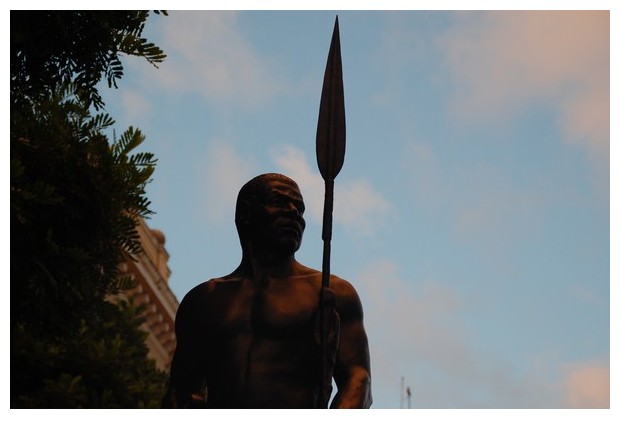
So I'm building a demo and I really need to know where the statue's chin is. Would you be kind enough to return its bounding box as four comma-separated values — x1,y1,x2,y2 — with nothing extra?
272,236,301,256
276,242,300,256
249,232,302,258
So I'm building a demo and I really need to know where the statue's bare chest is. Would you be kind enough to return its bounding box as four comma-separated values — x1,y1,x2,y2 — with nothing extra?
204,277,321,339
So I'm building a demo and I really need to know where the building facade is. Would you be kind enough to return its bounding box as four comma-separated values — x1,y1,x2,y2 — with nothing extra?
119,218,179,372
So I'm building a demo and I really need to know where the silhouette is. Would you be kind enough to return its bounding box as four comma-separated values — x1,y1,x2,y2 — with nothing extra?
162,173,371,408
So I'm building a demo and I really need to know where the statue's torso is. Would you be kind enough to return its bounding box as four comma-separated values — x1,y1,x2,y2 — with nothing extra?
191,271,323,408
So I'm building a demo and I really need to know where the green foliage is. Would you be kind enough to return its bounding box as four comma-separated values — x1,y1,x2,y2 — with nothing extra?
11,299,167,408
11,11,168,408
11,10,167,110
11,89,156,332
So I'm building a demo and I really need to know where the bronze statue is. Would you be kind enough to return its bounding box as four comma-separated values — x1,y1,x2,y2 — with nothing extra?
161,173,372,408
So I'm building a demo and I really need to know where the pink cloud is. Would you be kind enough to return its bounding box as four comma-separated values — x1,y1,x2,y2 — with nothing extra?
562,361,610,408
441,11,609,158
354,259,611,408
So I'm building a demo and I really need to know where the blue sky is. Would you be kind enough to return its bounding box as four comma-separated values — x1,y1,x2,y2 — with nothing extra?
97,7,612,410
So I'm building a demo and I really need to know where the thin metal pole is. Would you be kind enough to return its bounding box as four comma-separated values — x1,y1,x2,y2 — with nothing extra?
407,386,412,409
400,376,404,409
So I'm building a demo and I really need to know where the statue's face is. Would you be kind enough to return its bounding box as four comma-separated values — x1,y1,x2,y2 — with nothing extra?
251,178,306,255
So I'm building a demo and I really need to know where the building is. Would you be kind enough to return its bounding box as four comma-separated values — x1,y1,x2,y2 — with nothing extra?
118,218,179,372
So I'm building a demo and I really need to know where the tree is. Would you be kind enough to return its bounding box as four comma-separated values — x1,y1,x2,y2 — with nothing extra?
11,10,166,111
11,11,169,408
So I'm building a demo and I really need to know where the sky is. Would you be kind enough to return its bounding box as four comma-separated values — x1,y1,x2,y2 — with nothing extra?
92,6,614,412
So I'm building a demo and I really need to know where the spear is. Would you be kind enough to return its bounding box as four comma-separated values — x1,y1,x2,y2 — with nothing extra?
316,16,345,409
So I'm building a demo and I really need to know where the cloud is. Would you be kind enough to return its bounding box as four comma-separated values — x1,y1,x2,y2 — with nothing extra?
451,168,547,245
562,360,610,408
150,11,280,107
197,141,256,222
119,89,151,124
354,259,612,408
271,145,392,235
401,139,548,258
354,260,480,407
337,179,392,235
440,11,609,158
270,145,325,222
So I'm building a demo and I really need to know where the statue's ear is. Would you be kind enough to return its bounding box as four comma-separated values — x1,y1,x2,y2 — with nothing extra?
237,198,252,226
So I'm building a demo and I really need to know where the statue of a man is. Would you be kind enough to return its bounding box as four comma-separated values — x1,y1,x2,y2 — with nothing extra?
162,173,372,408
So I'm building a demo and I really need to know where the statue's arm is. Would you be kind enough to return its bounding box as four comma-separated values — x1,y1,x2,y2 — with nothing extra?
161,288,207,408
330,280,372,409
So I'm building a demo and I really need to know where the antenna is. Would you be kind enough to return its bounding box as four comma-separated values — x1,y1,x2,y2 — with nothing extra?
407,386,412,409
400,376,404,408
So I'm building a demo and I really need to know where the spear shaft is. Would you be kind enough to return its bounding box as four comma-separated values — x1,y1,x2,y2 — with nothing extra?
316,16,346,409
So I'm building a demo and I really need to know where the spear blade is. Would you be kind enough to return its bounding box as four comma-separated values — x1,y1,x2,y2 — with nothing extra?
315,15,345,409
316,16,346,182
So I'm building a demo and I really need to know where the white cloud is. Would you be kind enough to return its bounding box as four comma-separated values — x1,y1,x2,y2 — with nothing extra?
440,11,609,158
338,179,392,235
355,259,480,407
120,89,151,124
151,11,280,107
198,141,256,222
363,266,473,407
271,145,324,223
401,139,548,257
271,145,392,236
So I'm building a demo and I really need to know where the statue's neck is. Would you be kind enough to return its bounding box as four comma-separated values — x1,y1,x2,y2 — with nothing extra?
240,245,296,279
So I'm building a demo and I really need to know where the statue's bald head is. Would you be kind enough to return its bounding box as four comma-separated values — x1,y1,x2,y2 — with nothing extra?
235,173,302,246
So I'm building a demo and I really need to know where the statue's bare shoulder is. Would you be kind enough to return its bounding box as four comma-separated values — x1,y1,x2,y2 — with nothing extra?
174,275,240,328
329,275,364,320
